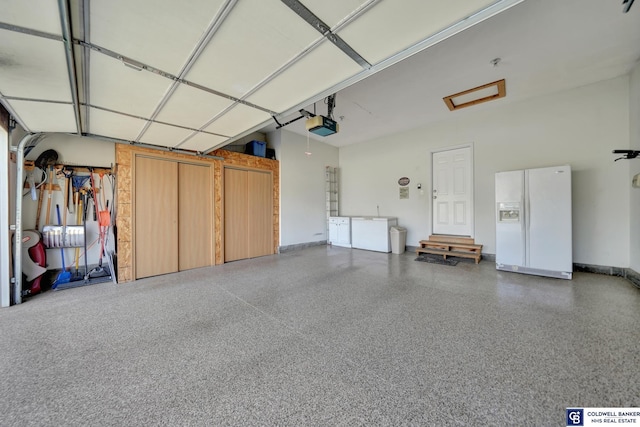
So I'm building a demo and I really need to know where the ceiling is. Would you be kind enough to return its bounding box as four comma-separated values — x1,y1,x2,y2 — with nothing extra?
269,0,640,147
1,1,638,154
0,0,527,154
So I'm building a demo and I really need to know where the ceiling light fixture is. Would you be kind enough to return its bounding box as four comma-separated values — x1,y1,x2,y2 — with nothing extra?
443,79,506,111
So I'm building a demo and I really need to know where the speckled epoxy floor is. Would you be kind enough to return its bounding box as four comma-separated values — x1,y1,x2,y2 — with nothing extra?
1,245,638,426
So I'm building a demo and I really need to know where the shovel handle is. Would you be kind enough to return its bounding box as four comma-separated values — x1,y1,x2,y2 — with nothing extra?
45,167,54,226
55,204,67,271
35,185,45,230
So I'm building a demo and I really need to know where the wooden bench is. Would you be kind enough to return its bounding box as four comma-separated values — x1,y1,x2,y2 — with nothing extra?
416,235,483,264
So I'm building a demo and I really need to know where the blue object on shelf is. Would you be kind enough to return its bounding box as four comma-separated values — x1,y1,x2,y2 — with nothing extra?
245,140,266,157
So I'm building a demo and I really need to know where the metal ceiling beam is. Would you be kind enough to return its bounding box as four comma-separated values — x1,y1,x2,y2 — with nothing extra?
1,95,73,105
135,0,239,143
80,0,91,133
0,22,63,41
280,0,371,69
57,0,82,134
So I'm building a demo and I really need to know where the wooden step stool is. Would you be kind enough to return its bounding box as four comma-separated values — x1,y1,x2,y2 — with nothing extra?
416,235,483,264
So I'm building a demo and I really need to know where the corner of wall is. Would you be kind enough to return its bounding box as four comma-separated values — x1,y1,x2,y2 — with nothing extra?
278,130,339,246
629,61,640,272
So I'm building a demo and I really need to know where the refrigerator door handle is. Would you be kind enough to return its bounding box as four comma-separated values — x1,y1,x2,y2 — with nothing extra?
524,171,530,267
525,195,529,266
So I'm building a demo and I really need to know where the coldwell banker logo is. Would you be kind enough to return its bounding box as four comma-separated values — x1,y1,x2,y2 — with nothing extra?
567,408,584,426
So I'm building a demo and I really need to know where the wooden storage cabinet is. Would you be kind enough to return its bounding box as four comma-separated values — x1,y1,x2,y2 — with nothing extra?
224,167,273,262
135,157,179,278
135,156,213,279
178,163,213,271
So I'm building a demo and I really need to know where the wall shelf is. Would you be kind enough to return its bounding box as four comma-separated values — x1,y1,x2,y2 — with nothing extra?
325,166,339,239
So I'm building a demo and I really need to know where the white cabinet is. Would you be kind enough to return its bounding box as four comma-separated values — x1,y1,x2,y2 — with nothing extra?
351,217,398,252
329,217,351,248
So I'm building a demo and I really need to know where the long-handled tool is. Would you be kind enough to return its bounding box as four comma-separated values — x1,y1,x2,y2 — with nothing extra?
71,175,90,276
33,149,58,230
85,170,108,279
62,174,69,228
74,189,84,276
44,166,54,227
98,172,111,229
52,205,71,288
82,191,89,279
35,177,46,230
63,169,74,215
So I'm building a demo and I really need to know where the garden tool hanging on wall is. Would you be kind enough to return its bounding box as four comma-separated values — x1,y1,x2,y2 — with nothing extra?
85,168,110,279
33,149,58,230
97,171,111,229
71,176,89,277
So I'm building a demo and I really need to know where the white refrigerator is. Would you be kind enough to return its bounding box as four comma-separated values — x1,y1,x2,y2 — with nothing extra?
495,165,572,279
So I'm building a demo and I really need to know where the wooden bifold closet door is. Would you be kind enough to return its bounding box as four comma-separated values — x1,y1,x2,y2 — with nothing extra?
135,157,178,278
135,156,213,279
178,163,212,271
224,167,273,262
223,168,248,263
247,170,272,258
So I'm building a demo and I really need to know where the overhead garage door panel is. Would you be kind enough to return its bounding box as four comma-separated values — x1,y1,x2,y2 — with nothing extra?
90,0,227,75
185,0,321,99
0,30,71,101
0,0,524,153
89,53,172,119
1,0,62,35
337,0,498,64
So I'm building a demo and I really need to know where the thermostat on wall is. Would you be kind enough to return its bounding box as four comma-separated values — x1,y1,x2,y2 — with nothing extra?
633,173,640,188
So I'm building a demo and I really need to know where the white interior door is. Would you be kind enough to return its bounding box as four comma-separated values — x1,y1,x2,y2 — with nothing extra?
432,146,473,236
